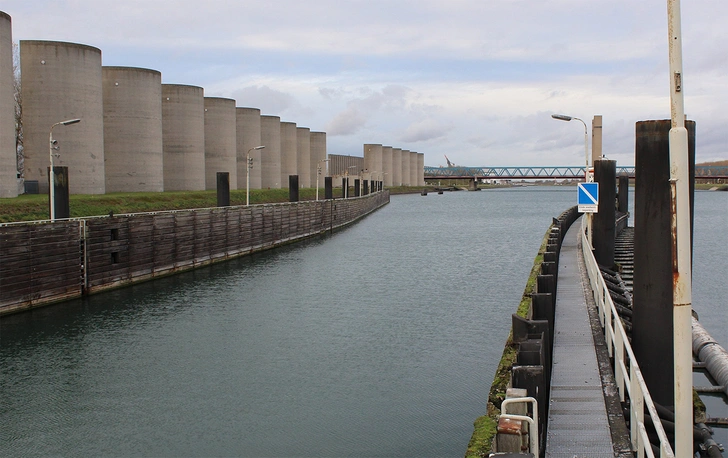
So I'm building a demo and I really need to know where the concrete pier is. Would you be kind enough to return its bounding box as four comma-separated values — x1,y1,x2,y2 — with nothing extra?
0,11,16,198
103,67,164,193
162,84,205,191
260,115,281,189
21,40,105,194
204,97,237,190
236,107,263,190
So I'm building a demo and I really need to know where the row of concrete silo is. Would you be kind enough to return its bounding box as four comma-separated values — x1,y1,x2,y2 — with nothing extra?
0,11,327,197
363,144,425,186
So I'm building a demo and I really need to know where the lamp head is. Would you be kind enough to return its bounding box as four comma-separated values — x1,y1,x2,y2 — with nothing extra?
551,114,573,122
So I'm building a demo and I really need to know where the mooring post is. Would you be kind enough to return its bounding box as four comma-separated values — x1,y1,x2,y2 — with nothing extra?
592,159,616,268
617,175,629,214
633,119,695,410
216,172,230,207
354,179,361,197
49,166,70,219
289,175,299,202
341,177,347,199
324,176,333,200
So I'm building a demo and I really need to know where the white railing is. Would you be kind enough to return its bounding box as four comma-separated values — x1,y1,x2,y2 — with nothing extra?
580,218,675,458
500,397,539,457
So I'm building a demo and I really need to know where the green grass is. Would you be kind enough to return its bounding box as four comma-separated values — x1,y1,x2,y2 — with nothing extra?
0,187,411,223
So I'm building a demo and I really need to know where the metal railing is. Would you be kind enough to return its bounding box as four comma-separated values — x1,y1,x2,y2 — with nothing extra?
500,397,539,457
580,218,675,458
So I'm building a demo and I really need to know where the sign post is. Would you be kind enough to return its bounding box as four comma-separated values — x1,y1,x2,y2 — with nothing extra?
577,182,599,213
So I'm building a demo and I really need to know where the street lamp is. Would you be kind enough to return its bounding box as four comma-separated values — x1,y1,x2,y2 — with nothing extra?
551,114,589,181
316,159,329,201
246,145,265,206
552,113,592,247
49,118,81,221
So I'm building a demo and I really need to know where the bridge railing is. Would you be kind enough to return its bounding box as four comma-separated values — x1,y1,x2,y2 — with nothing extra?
580,218,675,458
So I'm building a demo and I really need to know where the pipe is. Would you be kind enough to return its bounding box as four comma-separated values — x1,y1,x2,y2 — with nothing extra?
692,317,728,397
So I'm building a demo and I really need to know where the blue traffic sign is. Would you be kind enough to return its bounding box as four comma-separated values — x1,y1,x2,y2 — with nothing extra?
577,182,599,213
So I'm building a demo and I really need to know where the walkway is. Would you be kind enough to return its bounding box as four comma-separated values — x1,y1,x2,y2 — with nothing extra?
545,222,614,457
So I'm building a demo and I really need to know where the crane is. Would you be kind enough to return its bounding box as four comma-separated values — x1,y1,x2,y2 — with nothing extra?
444,155,455,167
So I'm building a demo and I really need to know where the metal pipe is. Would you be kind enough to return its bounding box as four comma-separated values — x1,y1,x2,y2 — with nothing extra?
666,1,693,455
692,317,728,397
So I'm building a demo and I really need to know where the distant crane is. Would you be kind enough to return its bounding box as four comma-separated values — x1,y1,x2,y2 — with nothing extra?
444,155,455,167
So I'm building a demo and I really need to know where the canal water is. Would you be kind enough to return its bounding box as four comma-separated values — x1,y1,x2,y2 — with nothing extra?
1,188,725,457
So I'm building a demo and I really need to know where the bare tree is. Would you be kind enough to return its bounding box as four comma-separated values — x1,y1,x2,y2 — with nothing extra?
12,41,22,180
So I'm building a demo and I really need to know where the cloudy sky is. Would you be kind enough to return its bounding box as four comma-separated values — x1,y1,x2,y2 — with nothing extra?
4,0,726,167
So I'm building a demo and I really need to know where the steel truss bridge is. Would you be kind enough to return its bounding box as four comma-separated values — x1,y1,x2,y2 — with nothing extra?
424,165,728,180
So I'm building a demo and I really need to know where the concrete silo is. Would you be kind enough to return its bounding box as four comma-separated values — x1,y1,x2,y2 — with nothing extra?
382,146,393,187
417,153,425,186
409,151,418,187
0,11,16,197
363,144,382,185
296,127,311,188
392,148,402,186
21,40,105,194
310,131,326,189
401,149,411,186
279,121,297,188
204,97,237,190
236,107,262,190
162,84,205,191
260,115,281,189
102,66,163,193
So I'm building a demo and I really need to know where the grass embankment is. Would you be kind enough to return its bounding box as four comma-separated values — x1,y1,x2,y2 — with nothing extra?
464,224,552,458
0,187,421,223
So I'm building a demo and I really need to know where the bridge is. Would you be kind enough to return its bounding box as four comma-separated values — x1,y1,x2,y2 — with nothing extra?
424,165,728,180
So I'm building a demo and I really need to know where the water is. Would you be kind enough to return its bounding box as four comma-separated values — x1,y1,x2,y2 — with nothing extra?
1,188,725,456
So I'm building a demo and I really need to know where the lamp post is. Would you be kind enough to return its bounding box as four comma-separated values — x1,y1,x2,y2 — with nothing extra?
49,118,81,221
316,159,329,201
552,113,592,246
246,145,265,206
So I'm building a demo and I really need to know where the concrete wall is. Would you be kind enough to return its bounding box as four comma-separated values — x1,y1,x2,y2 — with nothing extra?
392,148,402,186
260,115,281,188
382,146,393,187
21,40,105,194
0,12,16,197
401,149,411,186
328,154,364,178
236,107,262,190
310,131,327,188
296,127,311,188
280,121,297,188
204,97,237,190
102,66,163,193
162,84,205,191
417,153,425,186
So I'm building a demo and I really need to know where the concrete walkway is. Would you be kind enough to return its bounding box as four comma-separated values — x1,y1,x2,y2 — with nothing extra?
545,223,615,457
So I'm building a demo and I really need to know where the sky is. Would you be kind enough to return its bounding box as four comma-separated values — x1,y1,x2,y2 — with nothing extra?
3,0,727,168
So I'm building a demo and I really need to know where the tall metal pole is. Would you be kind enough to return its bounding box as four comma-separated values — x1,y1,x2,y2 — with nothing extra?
667,0,692,455
246,145,265,206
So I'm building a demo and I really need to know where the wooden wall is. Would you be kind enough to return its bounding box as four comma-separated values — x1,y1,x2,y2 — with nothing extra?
0,192,389,315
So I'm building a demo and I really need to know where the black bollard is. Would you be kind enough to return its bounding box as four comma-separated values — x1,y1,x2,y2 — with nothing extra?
632,119,695,409
49,166,70,219
341,177,347,199
354,179,360,197
592,159,616,268
363,180,369,195
325,176,333,200
216,172,230,207
289,175,299,202
618,175,630,213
